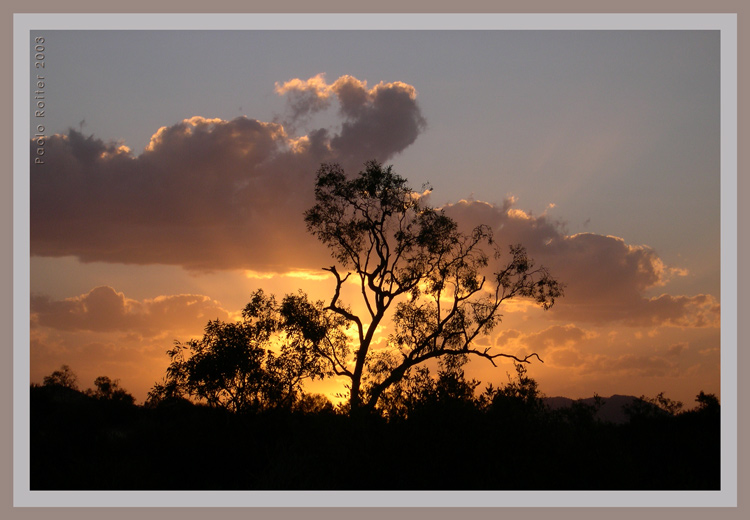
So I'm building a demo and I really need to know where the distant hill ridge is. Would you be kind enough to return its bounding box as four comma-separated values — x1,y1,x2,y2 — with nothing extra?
543,394,640,424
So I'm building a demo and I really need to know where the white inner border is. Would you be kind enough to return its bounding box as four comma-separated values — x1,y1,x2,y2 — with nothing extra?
12,12,738,508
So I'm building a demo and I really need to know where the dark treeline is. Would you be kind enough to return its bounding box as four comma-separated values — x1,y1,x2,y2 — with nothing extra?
31,364,720,491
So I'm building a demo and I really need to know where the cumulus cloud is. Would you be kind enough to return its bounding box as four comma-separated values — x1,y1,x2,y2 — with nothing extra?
489,324,699,378
274,73,334,121
580,353,681,378
517,324,594,353
31,286,234,337
442,198,719,328
545,347,587,369
493,324,595,362
275,73,426,163
31,74,426,272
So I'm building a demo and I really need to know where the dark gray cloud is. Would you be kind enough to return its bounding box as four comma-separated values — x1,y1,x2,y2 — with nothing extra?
442,199,719,328
31,75,427,272
276,74,427,164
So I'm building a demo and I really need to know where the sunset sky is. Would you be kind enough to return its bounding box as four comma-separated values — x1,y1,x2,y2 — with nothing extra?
28,28,722,407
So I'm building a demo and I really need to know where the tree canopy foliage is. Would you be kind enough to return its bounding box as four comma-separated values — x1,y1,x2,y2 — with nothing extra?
300,160,563,412
42,364,79,390
86,376,135,405
40,365,134,404
147,289,330,413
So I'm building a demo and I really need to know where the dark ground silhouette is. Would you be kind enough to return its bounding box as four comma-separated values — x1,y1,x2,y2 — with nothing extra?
30,378,720,491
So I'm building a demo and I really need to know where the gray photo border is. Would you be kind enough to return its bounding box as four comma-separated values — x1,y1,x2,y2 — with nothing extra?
5,4,743,516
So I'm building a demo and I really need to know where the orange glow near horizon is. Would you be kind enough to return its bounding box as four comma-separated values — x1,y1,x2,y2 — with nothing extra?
29,266,721,410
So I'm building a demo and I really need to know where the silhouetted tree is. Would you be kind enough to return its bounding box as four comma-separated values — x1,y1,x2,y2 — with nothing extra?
374,365,435,419
624,391,682,422
148,289,328,413
300,160,563,413
694,391,720,414
42,365,79,390
375,359,483,420
86,376,135,404
651,391,683,415
482,362,548,420
293,393,336,414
